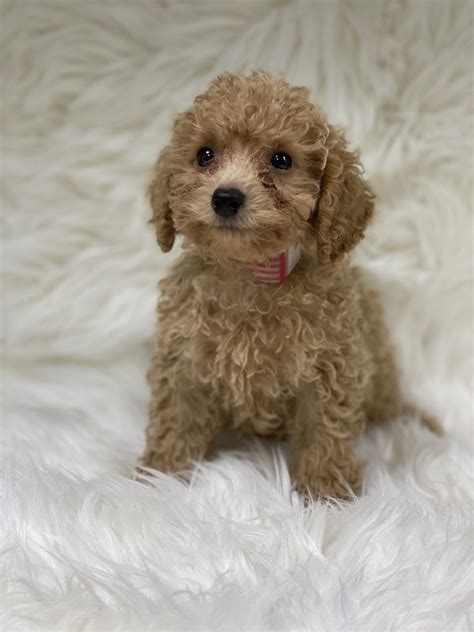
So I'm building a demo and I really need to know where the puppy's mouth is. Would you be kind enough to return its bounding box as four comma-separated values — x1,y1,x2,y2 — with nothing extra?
214,221,247,232
183,206,299,263
211,213,250,232
209,224,295,264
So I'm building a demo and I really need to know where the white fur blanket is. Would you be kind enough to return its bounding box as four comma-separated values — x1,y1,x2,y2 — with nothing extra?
2,1,473,629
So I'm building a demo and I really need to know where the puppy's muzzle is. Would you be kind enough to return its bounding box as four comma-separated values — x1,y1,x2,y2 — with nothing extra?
211,188,246,218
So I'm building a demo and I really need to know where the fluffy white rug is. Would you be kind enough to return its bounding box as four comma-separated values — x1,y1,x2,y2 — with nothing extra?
2,1,473,629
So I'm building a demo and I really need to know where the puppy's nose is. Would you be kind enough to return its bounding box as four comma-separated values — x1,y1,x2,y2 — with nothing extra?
211,188,246,217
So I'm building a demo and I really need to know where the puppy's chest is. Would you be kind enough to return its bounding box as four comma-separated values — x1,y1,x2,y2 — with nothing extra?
185,279,321,403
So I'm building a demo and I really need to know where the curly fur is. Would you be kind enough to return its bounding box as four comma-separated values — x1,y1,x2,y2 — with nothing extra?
140,72,438,500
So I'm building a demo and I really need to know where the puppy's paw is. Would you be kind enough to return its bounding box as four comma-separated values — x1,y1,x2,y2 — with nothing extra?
137,446,191,475
292,465,362,504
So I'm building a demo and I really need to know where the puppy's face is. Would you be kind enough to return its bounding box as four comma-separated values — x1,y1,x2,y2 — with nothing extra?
151,72,374,266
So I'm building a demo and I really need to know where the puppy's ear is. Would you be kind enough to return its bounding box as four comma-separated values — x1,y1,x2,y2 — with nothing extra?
149,145,175,252
315,127,374,265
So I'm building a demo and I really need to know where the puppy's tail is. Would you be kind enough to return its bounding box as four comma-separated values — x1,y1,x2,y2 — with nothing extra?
402,403,444,436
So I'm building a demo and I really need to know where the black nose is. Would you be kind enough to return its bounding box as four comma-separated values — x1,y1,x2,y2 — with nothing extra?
211,188,246,217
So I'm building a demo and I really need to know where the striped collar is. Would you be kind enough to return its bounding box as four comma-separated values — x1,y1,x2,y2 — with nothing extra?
245,242,301,282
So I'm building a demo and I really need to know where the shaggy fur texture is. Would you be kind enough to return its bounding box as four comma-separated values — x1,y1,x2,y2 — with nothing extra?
140,72,437,500
3,1,472,629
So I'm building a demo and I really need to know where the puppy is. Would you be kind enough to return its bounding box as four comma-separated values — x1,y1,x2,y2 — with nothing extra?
139,71,438,501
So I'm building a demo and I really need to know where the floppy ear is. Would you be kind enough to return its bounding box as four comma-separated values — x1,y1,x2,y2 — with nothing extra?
315,126,374,265
149,145,175,252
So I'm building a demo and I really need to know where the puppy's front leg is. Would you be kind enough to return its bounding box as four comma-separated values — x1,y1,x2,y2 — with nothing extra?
290,382,365,502
139,369,221,474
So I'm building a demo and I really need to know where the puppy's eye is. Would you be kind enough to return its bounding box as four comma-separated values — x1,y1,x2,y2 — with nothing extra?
271,152,292,170
197,147,214,167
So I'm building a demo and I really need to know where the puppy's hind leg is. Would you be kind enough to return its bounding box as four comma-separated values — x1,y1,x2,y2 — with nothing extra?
366,354,443,436
361,287,442,436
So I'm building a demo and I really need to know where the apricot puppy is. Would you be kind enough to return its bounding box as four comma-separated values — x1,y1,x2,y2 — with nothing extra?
139,71,432,501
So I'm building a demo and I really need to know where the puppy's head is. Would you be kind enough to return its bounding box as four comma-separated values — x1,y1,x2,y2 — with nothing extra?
150,72,374,265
